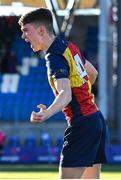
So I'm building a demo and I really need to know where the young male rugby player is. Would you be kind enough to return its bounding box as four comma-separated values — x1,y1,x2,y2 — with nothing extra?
19,8,107,179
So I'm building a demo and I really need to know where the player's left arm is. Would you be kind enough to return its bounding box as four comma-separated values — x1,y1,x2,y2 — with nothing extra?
85,60,98,85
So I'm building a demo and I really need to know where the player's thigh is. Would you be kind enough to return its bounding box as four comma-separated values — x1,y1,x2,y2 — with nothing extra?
59,166,85,179
82,164,102,179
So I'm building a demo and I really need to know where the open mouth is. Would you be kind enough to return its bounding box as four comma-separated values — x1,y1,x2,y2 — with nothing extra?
25,38,29,43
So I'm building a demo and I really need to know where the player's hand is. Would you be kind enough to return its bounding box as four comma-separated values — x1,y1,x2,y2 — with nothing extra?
30,104,50,123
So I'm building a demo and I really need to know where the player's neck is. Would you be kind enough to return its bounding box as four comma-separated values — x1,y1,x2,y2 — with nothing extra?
44,34,55,52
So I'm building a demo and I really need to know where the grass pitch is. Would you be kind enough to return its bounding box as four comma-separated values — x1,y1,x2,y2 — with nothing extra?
0,164,121,179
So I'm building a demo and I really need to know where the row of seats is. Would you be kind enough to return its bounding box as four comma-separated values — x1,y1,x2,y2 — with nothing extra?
7,133,63,148
11,34,33,65
0,56,64,121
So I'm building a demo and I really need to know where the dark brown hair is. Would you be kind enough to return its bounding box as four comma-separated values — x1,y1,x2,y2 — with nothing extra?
18,8,54,34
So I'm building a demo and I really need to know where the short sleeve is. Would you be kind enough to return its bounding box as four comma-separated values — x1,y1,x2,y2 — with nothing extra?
47,54,70,80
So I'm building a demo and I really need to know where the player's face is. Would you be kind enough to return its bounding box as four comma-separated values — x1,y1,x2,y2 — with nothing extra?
21,23,43,52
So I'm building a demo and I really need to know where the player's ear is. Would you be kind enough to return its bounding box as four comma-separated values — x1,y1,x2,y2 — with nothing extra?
39,25,46,36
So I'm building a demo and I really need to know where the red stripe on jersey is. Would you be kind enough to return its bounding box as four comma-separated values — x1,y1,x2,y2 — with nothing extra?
72,86,98,116
62,85,98,124
63,105,74,124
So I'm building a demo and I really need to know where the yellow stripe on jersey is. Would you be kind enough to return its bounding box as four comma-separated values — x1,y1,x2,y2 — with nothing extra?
63,47,85,87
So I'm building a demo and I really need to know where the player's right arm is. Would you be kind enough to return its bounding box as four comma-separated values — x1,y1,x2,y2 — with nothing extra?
84,60,98,85
30,54,71,123
30,78,72,123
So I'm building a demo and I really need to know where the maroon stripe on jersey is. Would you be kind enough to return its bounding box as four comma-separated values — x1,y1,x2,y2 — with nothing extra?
72,86,98,116
63,105,74,124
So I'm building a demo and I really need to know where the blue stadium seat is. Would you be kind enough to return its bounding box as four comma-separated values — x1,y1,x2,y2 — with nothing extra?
11,34,32,65
8,135,20,147
41,133,51,148
24,135,36,147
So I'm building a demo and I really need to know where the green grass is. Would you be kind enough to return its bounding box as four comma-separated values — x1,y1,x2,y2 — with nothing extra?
0,164,121,179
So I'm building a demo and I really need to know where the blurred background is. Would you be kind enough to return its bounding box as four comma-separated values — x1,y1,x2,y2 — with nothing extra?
0,0,121,166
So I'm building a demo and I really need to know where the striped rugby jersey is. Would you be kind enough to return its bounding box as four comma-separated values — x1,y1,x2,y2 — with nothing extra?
45,35,98,124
